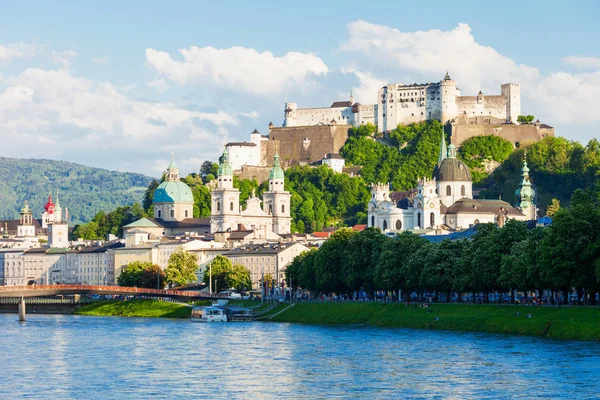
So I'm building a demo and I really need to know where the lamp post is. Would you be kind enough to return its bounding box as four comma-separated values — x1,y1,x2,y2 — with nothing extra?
209,260,212,296
157,265,160,290
261,263,264,304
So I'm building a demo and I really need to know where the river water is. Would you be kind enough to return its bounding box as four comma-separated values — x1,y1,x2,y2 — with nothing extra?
0,314,598,399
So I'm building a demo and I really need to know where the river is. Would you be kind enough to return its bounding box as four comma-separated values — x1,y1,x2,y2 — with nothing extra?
0,314,598,398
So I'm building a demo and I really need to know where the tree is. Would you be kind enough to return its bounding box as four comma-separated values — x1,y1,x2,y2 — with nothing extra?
203,255,232,293
143,179,160,213
117,261,165,288
165,247,199,286
262,273,274,290
546,198,560,216
226,264,252,291
517,115,535,124
200,161,219,182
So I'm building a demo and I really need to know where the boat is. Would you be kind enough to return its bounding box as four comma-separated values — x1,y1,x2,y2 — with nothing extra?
190,306,228,322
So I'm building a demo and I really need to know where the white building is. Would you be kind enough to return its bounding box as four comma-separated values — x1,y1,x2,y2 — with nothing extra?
0,249,25,286
211,149,292,236
368,131,529,234
226,129,270,171
321,153,345,173
156,239,226,271
377,72,521,132
222,242,309,289
284,92,377,128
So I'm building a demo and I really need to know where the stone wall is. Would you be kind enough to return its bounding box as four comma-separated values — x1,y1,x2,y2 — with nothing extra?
450,122,555,147
269,124,350,166
235,165,272,184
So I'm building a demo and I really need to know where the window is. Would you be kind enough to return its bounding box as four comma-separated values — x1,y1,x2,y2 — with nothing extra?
157,209,162,218
396,220,402,230
269,205,273,215
417,212,421,227
184,210,189,218
446,185,451,196
217,202,220,211
430,212,435,227
371,216,375,227
461,185,466,196
383,220,387,230
170,209,174,218
230,202,234,211
281,204,285,213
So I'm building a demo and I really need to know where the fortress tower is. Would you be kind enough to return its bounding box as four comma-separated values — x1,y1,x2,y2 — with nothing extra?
440,72,458,124
284,102,297,127
501,83,521,123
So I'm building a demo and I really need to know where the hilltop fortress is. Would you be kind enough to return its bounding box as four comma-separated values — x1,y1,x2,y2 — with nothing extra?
227,73,553,182
284,72,553,146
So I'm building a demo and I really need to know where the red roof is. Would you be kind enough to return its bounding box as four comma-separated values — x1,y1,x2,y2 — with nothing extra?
352,224,367,232
44,195,54,214
312,232,332,238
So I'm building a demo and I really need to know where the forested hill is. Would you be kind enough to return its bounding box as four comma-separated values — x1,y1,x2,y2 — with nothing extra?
0,157,154,224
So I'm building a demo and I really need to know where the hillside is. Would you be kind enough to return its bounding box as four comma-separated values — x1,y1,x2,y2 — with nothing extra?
0,157,154,224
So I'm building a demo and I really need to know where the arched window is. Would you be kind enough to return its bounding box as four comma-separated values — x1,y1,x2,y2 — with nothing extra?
217,202,220,211
184,210,189,218
157,209,162,218
269,205,273,215
396,220,402,230
446,185,451,196
230,202,234,211
461,185,466,197
430,212,435,227
417,212,421,228
383,220,388,230
281,204,285,213
371,216,375,227
170,209,174,218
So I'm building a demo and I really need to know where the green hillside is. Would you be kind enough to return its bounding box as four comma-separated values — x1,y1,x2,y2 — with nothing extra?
0,157,154,224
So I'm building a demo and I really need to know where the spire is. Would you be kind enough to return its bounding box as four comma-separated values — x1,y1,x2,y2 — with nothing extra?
438,129,447,164
444,70,451,81
515,150,536,219
350,88,354,104
20,200,31,215
269,153,285,180
165,153,180,181
217,147,233,177
168,151,177,170
447,144,457,159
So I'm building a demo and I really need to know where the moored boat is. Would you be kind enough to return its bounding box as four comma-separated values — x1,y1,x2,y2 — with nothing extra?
191,306,227,322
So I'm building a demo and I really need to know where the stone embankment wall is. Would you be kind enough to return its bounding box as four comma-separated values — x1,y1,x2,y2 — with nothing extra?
450,123,554,147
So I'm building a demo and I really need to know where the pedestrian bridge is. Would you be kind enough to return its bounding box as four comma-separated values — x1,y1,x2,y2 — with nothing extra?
0,284,222,300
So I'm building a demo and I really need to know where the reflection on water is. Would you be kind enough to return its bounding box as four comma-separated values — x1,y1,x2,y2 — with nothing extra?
0,314,598,398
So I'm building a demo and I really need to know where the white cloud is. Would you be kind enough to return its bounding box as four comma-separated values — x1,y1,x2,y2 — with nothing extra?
0,67,242,174
340,21,600,140
563,56,600,70
145,46,329,95
50,50,78,68
92,56,109,64
0,43,38,61
147,78,169,92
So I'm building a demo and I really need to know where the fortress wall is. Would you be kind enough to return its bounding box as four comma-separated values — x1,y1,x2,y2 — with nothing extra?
450,123,555,147
456,95,506,120
269,124,350,166
235,165,272,184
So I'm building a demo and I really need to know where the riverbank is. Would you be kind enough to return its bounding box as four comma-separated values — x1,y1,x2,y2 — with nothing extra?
267,303,600,341
75,300,193,318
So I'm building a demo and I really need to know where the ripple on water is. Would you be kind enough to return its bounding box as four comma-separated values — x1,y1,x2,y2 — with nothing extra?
0,315,598,399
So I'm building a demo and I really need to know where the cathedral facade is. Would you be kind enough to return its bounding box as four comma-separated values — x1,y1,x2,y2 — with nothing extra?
211,149,291,236
368,132,536,234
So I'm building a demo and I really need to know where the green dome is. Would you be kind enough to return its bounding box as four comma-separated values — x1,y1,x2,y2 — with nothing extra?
218,148,233,176
20,201,31,214
154,181,194,203
269,154,285,179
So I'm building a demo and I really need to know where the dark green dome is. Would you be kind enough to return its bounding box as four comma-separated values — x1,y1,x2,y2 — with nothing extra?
433,158,471,182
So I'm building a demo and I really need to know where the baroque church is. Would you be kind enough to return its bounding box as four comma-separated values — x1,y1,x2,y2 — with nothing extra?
211,148,291,237
368,131,536,234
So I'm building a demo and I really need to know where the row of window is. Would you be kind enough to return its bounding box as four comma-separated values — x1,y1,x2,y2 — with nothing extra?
157,209,189,218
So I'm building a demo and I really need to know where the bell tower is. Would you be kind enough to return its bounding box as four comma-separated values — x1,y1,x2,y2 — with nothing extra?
17,200,36,237
515,151,537,220
262,154,291,234
211,148,240,232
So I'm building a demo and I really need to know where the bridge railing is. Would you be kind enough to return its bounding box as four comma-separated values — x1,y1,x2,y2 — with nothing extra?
0,284,226,298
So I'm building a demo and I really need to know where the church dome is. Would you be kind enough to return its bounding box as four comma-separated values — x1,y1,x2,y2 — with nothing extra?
153,181,194,203
433,144,471,182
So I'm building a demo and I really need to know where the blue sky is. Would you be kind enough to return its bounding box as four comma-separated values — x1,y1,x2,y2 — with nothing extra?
1,0,599,176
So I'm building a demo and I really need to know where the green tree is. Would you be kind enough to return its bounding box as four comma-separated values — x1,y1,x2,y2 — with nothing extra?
204,255,232,293
165,247,199,286
517,115,535,124
143,179,160,213
226,264,252,291
117,261,165,288
546,198,560,216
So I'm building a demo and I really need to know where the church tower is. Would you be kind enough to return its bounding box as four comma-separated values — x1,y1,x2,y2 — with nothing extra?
17,200,36,237
262,154,291,234
42,193,55,229
515,152,537,221
54,192,62,224
211,148,241,232
414,177,441,230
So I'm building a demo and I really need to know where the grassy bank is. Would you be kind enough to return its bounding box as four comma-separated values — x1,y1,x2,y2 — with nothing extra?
75,300,192,318
269,303,600,341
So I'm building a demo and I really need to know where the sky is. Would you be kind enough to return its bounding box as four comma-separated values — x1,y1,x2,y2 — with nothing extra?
0,0,599,177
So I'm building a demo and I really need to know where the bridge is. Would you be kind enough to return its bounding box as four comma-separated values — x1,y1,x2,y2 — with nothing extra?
0,285,225,321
